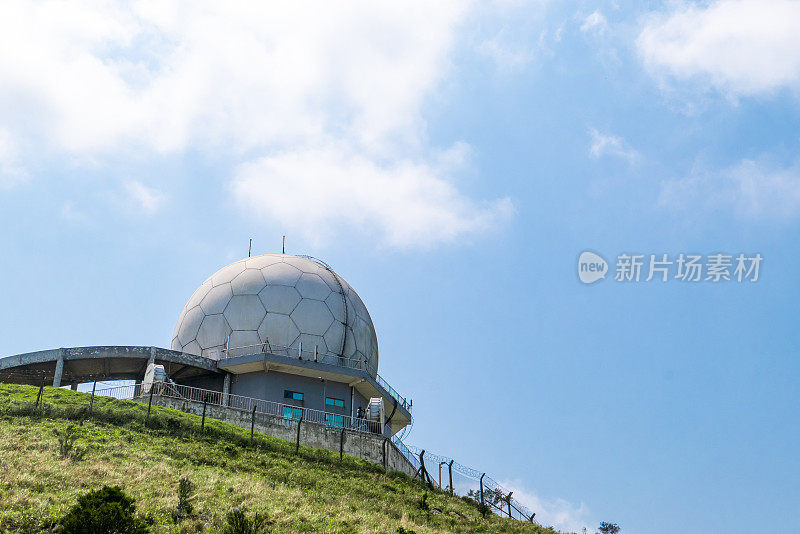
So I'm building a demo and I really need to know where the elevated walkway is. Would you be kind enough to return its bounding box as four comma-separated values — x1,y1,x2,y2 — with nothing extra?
0,344,412,433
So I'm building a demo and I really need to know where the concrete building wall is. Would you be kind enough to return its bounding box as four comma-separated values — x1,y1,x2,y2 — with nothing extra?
178,374,225,392
149,396,417,477
230,370,370,418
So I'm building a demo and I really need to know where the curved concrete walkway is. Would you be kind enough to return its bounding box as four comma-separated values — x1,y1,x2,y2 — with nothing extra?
0,346,220,387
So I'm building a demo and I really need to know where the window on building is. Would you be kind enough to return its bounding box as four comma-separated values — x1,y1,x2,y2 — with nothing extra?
282,406,302,421
324,413,344,428
325,397,344,408
284,390,304,401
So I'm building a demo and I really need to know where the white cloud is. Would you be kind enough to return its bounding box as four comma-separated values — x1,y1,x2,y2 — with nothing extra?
581,10,607,34
0,129,27,186
589,128,639,163
232,144,514,249
0,1,464,153
660,158,800,219
477,33,536,71
124,180,166,216
0,0,514,247
473,1,555,71
638,0,800,96
60,202,88,223
500,479,594,532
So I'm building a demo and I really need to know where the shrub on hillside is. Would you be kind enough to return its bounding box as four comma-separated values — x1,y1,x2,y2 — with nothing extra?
222,507,268,534
60,486,148,534
53,424,86,461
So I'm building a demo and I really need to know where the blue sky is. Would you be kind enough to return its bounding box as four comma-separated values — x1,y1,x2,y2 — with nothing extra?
1,1,799,532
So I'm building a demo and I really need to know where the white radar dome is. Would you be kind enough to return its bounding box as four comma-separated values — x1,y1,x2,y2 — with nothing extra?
171,254,378,374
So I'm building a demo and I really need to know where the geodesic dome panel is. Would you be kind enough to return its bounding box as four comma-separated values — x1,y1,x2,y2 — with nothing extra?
171,254,378,373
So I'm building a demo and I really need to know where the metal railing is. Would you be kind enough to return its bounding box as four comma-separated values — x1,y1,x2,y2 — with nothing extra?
219,342,412,413
95,381,382,435
392,435,421,472
223,342,365,372
92,381,423,478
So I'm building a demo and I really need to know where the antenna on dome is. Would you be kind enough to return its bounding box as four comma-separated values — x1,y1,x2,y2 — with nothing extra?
282,235,285,254
248,238,252,257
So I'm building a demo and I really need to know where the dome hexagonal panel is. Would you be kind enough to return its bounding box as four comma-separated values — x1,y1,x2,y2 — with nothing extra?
186,279,212,311
224,295,266,331
295,272,332,301
228,330,261,349
324,292,346,324
182,340,201,356
261,262,302,287
290,299,334,336
343,326,357,358
231,269,266,295
200,283,233,315
257,313,300,348
258,285,302,315
323,321,345,355
212,262,246,286
245,254,283,270
196,314,232,350
314,266,341,293
177,305,204,346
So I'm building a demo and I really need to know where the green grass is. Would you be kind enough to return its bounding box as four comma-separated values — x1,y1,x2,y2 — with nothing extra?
0,384,558,534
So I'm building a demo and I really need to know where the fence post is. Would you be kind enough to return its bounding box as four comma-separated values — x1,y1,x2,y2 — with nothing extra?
250,404,257,441
479,473,486,509
146,384,154,425
419,450,432,489
506,491,513,518
340,428,345,461
89,381,97,415
35,380,44,408
448,460,454,495
294,411,303,454
201,395,209,431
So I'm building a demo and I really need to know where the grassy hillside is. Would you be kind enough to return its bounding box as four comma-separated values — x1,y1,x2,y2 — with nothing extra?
0,384,558,534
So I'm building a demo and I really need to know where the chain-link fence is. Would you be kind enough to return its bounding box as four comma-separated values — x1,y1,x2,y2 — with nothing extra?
400,444,536,523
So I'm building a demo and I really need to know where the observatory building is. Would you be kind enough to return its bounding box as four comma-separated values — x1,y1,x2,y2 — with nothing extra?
0,254,412,437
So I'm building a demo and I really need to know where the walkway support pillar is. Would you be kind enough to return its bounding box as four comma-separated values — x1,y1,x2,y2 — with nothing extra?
52,348,64,388
222,372,231,407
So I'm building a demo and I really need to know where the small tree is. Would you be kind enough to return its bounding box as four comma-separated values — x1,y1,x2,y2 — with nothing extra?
598,522,620,534
54,424,86,461
174,477,194,520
